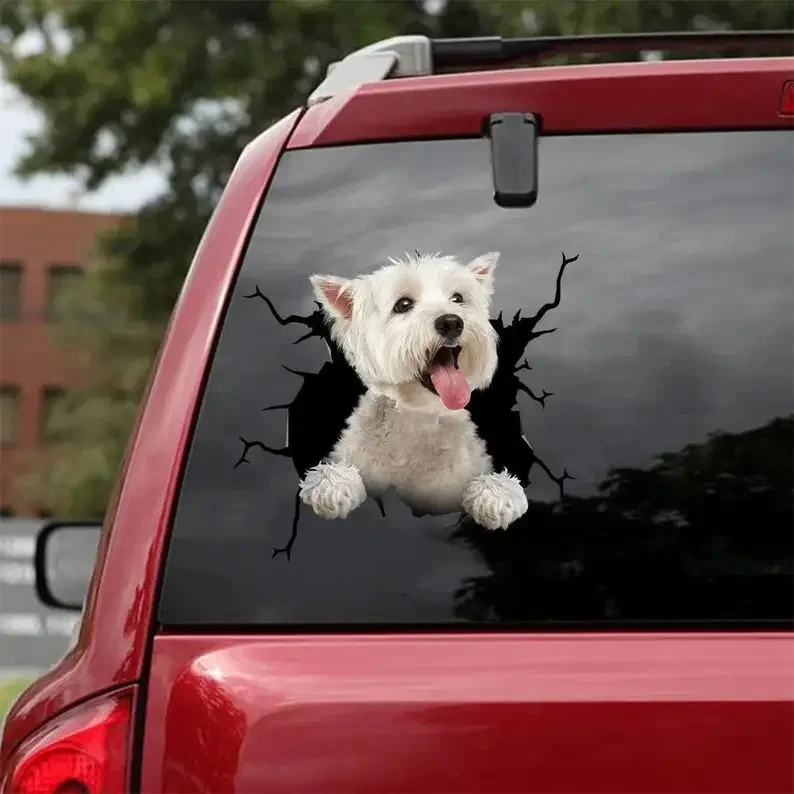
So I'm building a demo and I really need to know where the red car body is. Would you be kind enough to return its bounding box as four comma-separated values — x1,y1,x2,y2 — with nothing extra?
2,49,793,794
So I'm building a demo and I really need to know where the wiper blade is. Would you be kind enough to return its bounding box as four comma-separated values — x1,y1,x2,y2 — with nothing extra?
431,31,794,70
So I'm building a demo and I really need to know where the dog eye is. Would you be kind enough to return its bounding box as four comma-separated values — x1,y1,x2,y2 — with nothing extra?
450,292,464,304
392,297,414,314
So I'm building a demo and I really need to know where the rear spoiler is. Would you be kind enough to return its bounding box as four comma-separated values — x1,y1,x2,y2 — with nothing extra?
308,30,794,105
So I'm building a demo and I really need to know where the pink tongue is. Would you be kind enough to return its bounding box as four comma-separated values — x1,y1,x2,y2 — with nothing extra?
429,361,470,410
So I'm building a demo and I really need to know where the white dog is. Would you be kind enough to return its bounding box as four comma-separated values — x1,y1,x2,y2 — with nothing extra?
298,251,528,530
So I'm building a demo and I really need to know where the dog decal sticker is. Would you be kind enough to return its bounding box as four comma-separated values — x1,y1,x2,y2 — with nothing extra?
236,251,577,559
302,251,528,529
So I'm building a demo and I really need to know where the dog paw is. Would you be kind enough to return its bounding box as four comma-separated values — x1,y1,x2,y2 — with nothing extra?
299,462,367,520
462,470,528,530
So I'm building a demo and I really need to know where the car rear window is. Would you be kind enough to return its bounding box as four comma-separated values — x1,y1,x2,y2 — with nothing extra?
158,129,793,628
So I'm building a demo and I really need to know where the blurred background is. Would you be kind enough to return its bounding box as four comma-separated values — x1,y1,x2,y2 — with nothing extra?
0,0,791,718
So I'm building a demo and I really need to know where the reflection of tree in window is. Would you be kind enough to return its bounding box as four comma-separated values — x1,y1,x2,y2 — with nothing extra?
42,388,68,445
453,416,794,624
46,264,83,323
0,385,21,446
0,262,23,322
235,252,577,560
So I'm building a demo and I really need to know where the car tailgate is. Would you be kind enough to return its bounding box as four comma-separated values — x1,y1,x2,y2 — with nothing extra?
138,632,794,793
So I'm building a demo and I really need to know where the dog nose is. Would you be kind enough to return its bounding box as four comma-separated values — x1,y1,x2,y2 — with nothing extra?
435,313,464,340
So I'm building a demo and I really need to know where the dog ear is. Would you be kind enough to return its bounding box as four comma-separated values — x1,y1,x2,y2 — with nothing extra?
310,275,355,322
465,251,500,293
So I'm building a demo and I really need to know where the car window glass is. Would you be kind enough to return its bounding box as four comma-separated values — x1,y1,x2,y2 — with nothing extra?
159,131,793,627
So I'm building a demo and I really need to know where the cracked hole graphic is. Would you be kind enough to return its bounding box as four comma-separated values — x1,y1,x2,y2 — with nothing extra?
236,252,577,560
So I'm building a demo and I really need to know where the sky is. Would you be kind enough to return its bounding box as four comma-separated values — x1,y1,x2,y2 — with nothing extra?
0,75,165,213
0,26,164,212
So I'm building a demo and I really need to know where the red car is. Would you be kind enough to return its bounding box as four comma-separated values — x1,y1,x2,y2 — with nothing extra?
2,31,793,794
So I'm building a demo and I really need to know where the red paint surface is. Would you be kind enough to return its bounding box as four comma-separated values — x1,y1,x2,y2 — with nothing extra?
3,55,794,792
0,108,303,763
139,633,794,793
289,58,794,148
780,79,794,115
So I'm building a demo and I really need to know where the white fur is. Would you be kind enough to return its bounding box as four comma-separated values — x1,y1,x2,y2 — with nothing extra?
299,252,529,530
461,470,528,531
299,461,366,520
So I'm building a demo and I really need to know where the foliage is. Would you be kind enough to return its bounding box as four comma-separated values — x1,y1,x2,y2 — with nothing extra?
0,0,791,516
0,678,32,726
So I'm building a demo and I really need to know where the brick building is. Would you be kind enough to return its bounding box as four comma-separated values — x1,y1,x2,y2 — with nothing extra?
0,207,124,516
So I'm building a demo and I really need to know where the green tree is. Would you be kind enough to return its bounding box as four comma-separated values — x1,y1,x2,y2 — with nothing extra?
2,0,504,517
1,0,790,517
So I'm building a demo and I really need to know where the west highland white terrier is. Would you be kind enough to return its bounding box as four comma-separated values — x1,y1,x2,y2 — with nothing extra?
299,251,528,530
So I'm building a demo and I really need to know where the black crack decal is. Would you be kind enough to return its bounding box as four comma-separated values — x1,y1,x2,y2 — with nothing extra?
237,252,577,559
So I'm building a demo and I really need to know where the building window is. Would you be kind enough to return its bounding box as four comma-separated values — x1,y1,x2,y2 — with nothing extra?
46,264,83,322
42,387,68,444
0,385,21,446
0,261,23,322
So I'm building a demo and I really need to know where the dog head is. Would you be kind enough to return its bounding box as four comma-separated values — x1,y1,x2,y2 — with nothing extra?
310,251,500,411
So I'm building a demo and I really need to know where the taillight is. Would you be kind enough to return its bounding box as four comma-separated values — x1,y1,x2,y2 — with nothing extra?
2,691,132,794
